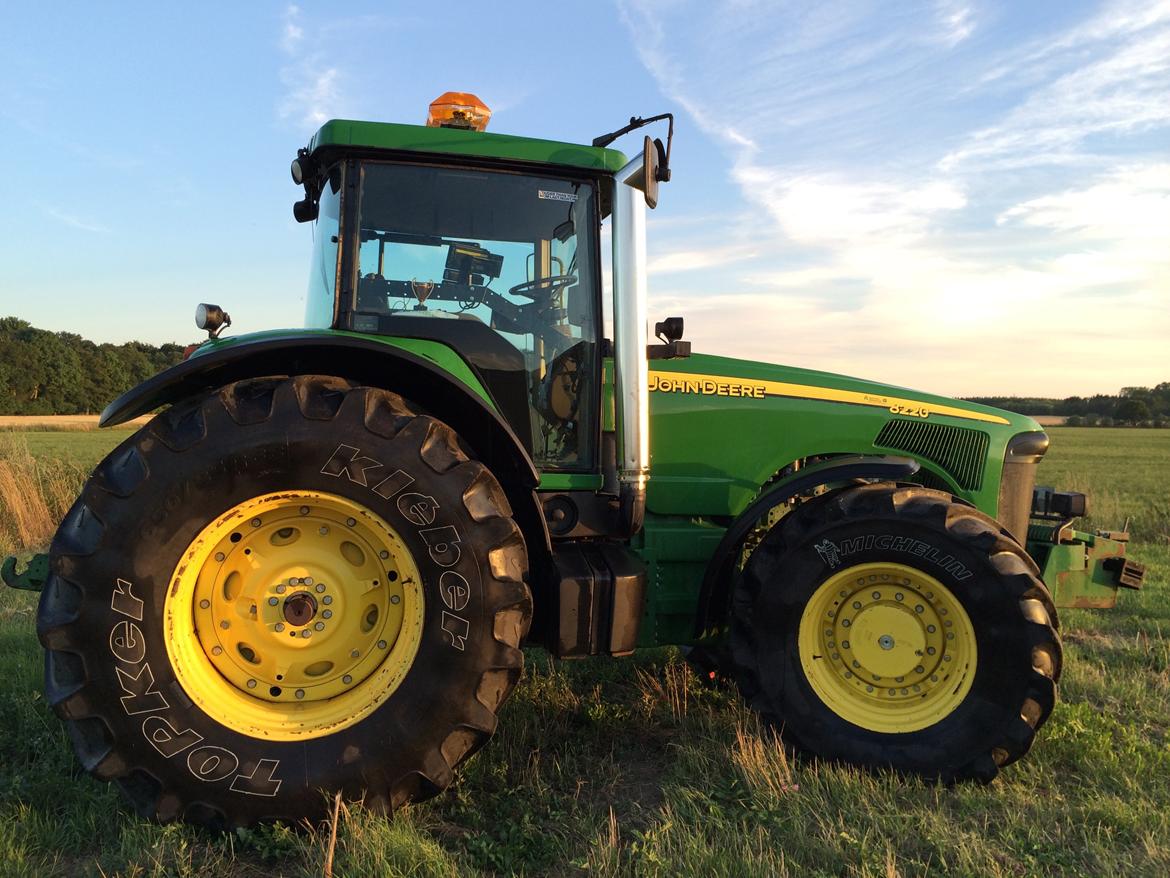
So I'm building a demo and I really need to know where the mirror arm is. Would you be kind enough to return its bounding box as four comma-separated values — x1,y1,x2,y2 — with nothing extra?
592,113,674,181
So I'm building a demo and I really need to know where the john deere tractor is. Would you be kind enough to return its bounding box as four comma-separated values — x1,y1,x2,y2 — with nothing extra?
4,92,1143,827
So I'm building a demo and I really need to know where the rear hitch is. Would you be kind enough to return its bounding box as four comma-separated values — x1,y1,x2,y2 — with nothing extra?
1,554,48,592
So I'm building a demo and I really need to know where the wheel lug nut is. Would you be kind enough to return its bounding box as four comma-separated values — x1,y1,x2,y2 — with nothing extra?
212,646,223,656
268,597,279,606
300,506,309,515
319,526,329,535
251,518,261,528
220,621,230,629
199,599,210,609
895,593,904,601
390,595,400,605
315,583,326,593
314,622,325,631
247,679,257,689
342,674,353,684
323,595,333,605
323,610,333,619
302,629,312,638
350,649,360,658
377,640,387,649
304,577,314,586
275,622,285,632
379,550,389,560
346,517,356,527
295,689,305,699
276,585,286,594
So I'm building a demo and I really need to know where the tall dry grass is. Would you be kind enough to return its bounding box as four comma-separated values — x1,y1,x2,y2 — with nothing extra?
0,435,87,556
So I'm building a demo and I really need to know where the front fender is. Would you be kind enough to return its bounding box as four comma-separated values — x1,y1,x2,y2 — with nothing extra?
694,454,920,637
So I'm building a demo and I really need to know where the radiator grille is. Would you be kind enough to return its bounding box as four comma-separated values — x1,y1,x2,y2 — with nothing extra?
874,420,990,491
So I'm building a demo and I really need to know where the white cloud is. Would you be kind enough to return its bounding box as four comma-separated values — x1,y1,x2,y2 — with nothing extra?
278,68,342,128
622,0,1170,395
43,206,109,234
281,5,304,53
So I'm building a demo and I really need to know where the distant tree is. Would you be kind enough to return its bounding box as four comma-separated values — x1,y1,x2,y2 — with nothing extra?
1115,398,1150,425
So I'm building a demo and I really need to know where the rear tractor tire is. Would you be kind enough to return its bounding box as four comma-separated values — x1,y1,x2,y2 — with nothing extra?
730,482,1061,782
38,375,531,827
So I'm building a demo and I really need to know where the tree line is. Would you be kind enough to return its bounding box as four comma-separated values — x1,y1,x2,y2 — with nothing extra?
0,317,186,415
965,384,1170,427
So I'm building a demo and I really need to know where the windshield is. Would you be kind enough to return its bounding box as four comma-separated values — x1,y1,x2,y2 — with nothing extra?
352,162,600,471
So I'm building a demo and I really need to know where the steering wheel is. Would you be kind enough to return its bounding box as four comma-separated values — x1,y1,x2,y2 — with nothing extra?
507,275,576,302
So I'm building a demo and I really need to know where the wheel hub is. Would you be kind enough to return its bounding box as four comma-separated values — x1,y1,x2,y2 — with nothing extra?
797,561,977,733
164,490,426,740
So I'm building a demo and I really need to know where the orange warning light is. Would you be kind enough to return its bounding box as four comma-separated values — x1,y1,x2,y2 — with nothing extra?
426,92,491,131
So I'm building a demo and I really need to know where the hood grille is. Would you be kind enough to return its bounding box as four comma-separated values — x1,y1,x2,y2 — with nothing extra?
875,420,989,491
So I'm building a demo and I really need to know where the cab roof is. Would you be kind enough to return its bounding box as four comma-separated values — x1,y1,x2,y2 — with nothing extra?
308,119,629,174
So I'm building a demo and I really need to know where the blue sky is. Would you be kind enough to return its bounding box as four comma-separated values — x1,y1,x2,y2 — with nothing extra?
1,1,1166,396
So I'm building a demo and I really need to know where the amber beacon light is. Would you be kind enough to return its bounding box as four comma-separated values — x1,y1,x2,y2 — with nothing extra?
426,92,492,131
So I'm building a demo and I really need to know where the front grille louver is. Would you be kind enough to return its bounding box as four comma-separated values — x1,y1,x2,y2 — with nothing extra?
874,420,990,491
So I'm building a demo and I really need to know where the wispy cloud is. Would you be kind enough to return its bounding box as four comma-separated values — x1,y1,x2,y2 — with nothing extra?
620,0,1170,395
43,206,110,234
276,5,345,130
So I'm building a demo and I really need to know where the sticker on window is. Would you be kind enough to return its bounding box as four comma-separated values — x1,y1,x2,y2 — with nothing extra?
538,190,577,202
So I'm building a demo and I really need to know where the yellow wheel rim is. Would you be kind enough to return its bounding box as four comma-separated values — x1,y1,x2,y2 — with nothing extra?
164,491,425,740
797,562,976,733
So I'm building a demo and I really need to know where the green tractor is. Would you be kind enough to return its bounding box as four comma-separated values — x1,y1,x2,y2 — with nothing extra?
4,92,1144,827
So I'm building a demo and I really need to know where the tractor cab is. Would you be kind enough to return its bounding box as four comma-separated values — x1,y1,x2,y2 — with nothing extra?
308,155,603,471
291,94,672,546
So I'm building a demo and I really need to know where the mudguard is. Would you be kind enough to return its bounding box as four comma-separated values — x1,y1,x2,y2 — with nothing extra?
99,332,550,559
693,454,920,637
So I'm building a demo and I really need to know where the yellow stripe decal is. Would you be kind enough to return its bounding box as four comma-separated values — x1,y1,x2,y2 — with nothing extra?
648,371,1010,425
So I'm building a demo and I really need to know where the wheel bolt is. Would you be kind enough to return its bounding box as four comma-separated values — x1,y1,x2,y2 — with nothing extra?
852,601,862,610
302,629,312,638
295,689,305,699
895,593,904,601
915,665,924,674
323,610,333,619
842,619,851,627
215,552,225,562
379,550,389,560
251,518,261,528
915,605,924,614
220,621,230,629
350,649,360,658
866,685,874,692
390,595,400,605
275,622,285,632
314,622,325,631
304,577,314,586
315,583,326,593
842,640,850,649
300,506,309,515
872,591,880,600
323,595,333,605
342,674,353,684
276,585,286,594
377,640,387,649
319,526,329,535
346,517,356,527
268,597,279,606
212,646,223,656
199,599,210,609
247,679,257,689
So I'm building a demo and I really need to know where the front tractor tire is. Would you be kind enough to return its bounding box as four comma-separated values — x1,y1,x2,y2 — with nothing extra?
730,483,1062,783
37,376,531,827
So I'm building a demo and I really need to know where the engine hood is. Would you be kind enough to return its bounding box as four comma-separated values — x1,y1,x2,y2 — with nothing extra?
649,352,1039,432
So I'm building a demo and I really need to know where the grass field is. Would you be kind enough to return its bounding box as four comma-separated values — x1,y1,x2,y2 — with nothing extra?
0,427,1167,876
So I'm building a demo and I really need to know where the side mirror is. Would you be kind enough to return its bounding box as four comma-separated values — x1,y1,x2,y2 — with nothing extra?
642,136,660,209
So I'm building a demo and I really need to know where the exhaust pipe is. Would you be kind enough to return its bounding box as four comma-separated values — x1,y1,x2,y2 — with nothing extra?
612,155,650,535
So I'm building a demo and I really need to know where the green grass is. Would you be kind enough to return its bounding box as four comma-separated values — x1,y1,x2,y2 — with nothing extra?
0,428,1167,876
